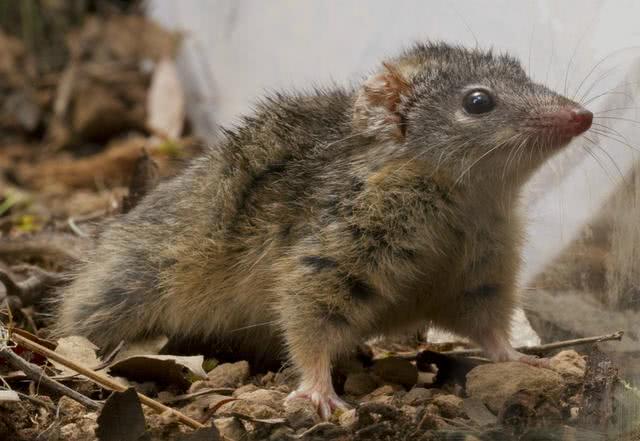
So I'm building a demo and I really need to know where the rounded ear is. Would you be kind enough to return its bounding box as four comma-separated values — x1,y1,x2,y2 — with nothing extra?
353,62,413,140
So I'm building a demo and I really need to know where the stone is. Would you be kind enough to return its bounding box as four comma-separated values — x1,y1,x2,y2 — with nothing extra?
237,389,286,411
284,397,320,429
269,426,296,441
343,372,378,396
462,398,497,427
369,395,394,406
498,389,562,428
57,397,98,441
338,408,358,428
233,383,259,397
402,387,435,405
206,361,250,388
372,357,418,388
214,416,247,441
550,350,587,385
218,399,279,419
466,362,564,414
58,396,86,416
432,394,464,418
400,405,418,419
364,384,398,399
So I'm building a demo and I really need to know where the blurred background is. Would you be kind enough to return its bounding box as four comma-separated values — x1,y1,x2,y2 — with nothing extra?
1,0,639,437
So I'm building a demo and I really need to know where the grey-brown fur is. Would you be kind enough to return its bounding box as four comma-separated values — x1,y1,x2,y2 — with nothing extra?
57,42,590,416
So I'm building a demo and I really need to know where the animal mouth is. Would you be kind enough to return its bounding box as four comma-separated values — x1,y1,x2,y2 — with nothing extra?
527,107,593,146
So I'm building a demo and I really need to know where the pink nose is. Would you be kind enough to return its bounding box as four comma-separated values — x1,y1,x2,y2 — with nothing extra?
569,108,593,135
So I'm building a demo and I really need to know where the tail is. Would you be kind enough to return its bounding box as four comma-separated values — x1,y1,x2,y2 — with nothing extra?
54,226,164,351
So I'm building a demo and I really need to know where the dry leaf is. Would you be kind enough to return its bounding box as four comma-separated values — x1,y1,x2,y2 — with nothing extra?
109,354,207,389
114,335,169,361
51,336,101,376
146,58,185,139
96,388,149,441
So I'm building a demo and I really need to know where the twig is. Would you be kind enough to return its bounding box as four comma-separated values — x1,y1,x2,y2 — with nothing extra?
67,217,89,238
8,329,205,430
50,340,126,381
0,344,100,411
0,266,65,307
14,390,61,413
445,330,624,357
199,397,238,424
160,387,235,405
398,330,625,360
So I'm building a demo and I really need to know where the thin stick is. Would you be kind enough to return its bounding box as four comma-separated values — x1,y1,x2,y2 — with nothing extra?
8,329,205,430
15,390,60,413
0,346,100,411
396,330,624,360
160,387,235,405
443,330,624,357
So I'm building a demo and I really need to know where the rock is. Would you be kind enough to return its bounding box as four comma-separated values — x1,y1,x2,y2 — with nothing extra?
466,362,564,414
233,384,259,397
363,384,399,399
400,405,418,420
498,389,562,428
432,394,464,418
269,426,296,441
343,372,378,396
206,361,250,388
284,397,319,430
214,416,247,441
356,402,400,428
372,357,418,388
370,395,395,406
60,421,98,441
58,397,98,441
338,408,358,428
402,387,435,405
550,350,586,384
58,396,87,416
462,398,498,427
218,399,280,419
237,389,286,411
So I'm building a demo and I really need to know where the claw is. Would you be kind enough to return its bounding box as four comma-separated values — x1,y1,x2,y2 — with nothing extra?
287,387,350,420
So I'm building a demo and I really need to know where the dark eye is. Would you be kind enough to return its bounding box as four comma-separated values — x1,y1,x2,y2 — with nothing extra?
463,89,495,114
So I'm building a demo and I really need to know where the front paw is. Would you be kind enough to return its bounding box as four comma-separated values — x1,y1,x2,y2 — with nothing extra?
286,387,350,420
